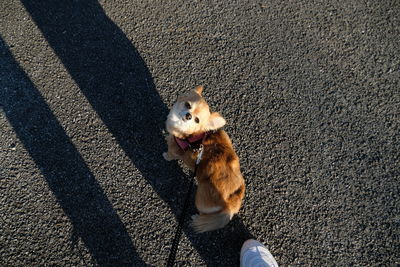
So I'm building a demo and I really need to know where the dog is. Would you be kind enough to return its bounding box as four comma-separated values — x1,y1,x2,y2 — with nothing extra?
163,85,245,232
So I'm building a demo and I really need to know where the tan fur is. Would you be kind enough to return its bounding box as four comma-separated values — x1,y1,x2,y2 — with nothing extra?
164,86,245,232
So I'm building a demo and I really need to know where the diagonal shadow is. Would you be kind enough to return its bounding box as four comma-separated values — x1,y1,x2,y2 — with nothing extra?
0,37,144,266
20,1,254,265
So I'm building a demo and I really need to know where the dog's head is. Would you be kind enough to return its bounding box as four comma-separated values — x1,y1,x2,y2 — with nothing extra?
166,86,226,138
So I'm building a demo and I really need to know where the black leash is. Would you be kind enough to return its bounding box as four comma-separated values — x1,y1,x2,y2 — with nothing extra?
166,145,204,267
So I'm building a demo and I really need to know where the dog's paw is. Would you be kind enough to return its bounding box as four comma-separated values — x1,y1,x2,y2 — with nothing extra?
163,152,172,161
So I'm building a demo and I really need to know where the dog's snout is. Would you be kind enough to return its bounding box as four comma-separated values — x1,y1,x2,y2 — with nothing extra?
185,113,192,120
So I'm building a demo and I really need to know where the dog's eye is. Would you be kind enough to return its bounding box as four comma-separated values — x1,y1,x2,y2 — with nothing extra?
195,117,200,123
184,102,191,109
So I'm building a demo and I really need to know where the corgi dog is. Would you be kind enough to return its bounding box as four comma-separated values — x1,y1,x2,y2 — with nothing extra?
163,86,245,233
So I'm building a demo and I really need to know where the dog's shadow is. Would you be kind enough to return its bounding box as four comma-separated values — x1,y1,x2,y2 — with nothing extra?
19,0,254,265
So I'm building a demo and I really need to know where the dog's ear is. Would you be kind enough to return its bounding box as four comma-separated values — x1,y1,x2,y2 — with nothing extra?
194,85,204,96
207,112,226,130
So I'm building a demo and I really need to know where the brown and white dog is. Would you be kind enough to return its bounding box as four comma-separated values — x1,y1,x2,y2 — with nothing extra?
163,86,245,232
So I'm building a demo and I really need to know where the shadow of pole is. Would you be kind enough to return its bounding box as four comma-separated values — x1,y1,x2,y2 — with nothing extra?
0,37,144,266
19,1,254,265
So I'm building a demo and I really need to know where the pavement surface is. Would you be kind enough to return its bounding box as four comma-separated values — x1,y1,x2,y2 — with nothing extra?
1,0,399,266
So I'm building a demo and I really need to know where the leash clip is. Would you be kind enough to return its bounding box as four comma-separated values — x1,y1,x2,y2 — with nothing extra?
196,144,204,165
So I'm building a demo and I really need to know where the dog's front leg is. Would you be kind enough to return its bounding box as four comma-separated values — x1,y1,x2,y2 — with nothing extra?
163,134,183,161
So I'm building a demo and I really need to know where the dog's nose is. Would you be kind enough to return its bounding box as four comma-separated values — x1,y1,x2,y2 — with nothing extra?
185,113,192,120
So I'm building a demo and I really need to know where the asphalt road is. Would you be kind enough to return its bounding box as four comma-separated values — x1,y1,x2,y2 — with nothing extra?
0,0,399,266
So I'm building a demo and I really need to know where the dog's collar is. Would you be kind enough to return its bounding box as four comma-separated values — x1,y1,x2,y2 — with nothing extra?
174,132,207,151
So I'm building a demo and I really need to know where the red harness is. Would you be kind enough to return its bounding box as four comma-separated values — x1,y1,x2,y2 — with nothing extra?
174,132,206,151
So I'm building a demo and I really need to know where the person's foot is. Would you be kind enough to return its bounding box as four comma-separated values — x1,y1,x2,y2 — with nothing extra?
240,239,278,267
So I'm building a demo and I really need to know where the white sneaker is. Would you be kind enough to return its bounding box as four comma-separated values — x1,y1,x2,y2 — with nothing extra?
240,239,279,267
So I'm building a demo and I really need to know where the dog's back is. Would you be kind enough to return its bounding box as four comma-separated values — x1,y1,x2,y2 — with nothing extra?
192,130,245,232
